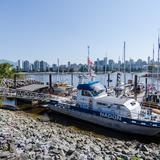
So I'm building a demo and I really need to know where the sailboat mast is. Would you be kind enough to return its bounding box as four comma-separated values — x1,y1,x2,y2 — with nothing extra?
130,58,132,73
118,56,121,72
87,45,90,74
123,41,126,84
152,44,155,83
157,36,160,90
158,36,160,77
57,58,60,81
153,44,155,63
105,53,107,74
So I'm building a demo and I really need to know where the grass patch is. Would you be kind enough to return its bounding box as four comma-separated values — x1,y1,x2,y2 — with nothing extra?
131,157,141,160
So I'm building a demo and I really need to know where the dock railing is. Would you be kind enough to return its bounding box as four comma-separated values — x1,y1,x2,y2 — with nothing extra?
0,87,51,101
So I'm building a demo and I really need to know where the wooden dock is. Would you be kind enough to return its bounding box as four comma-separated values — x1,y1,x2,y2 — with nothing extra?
0,84,51,101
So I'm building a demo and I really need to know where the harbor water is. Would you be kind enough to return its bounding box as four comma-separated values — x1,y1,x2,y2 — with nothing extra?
25,72,150,86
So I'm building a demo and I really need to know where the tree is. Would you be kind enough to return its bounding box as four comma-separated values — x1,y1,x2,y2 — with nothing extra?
69,68,74,73
148,65,156,73
0,63,15,107
0,63,15,79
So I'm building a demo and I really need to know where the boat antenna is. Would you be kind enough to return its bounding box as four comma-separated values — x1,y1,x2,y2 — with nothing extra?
123,41,126,84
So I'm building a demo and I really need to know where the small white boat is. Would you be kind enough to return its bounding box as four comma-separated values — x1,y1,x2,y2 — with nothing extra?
52,82,75,96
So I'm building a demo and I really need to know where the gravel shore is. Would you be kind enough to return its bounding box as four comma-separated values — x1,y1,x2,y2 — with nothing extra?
0,109,160,160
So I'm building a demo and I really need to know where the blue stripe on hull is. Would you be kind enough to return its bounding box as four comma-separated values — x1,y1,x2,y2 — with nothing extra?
69,105,160,128
48,102,160,128
48,105,160,136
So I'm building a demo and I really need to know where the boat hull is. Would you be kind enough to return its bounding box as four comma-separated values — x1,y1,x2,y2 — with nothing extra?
48,105,160,136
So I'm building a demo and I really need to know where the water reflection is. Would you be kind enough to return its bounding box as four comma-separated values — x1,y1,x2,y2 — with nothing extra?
2,98,16,106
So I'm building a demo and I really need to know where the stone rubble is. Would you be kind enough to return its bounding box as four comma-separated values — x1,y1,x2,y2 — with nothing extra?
0,109,159,160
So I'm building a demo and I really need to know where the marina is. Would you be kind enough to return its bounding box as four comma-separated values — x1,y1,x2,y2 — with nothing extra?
1,71,160,137
1,1,160,159
1,73,160,159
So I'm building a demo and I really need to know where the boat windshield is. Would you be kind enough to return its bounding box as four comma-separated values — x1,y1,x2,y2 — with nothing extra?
90,83,106,96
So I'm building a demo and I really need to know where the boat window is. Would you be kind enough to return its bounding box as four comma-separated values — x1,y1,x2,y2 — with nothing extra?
91,89,105,96
97,102,106,106
97,102,111,108
82,90,92,97
90,83,106,96
130,101,136,106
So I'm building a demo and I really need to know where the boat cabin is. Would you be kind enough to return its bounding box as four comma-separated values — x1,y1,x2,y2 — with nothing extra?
77,81,106,96
76,81,141,119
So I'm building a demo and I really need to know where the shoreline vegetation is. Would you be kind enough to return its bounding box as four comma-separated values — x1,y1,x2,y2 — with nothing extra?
0,63,15,110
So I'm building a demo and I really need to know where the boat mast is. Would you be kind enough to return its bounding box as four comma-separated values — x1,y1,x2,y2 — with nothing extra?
104,53,107,74
158,35,160,72
129,58,132,73
157,36,160,90
118,56,121,72
123,41,126,84
152,44,155,83
104,53,108,86
87,46,89,73
87,45,91,76
57,58,60,82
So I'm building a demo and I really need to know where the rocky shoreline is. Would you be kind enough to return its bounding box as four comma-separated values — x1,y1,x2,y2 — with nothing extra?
0,109,160,160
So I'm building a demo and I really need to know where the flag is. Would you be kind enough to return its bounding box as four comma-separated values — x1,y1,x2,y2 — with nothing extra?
148,84,155,91
88,57,94,66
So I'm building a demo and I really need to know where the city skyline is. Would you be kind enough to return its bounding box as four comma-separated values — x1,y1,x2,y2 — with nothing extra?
12,56,154,73
1,0,160,64
0,55,153,66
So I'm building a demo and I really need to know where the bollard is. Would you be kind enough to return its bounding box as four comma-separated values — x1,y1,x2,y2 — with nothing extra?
145,77,147,96
71,73,73,86
49,74,52,92
116,72,121,87
134,75,138,100
14,74,16,89
107,73,110,88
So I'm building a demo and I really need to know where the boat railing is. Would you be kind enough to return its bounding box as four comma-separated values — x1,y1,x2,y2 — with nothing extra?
127,109,160,122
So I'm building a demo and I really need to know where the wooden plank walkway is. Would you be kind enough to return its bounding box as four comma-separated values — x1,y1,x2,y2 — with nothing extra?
17,84,48,92
0,87,51,101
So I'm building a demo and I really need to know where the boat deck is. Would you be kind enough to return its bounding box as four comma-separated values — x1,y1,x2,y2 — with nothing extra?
138,108,160,122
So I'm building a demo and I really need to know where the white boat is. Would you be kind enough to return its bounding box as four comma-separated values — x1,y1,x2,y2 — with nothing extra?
48,81,160,136
52,82,75,96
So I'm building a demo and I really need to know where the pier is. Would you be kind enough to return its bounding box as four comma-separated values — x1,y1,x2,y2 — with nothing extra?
0,84,51,101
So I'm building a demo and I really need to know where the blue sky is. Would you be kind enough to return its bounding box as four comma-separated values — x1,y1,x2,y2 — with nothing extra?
0,0,160,65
